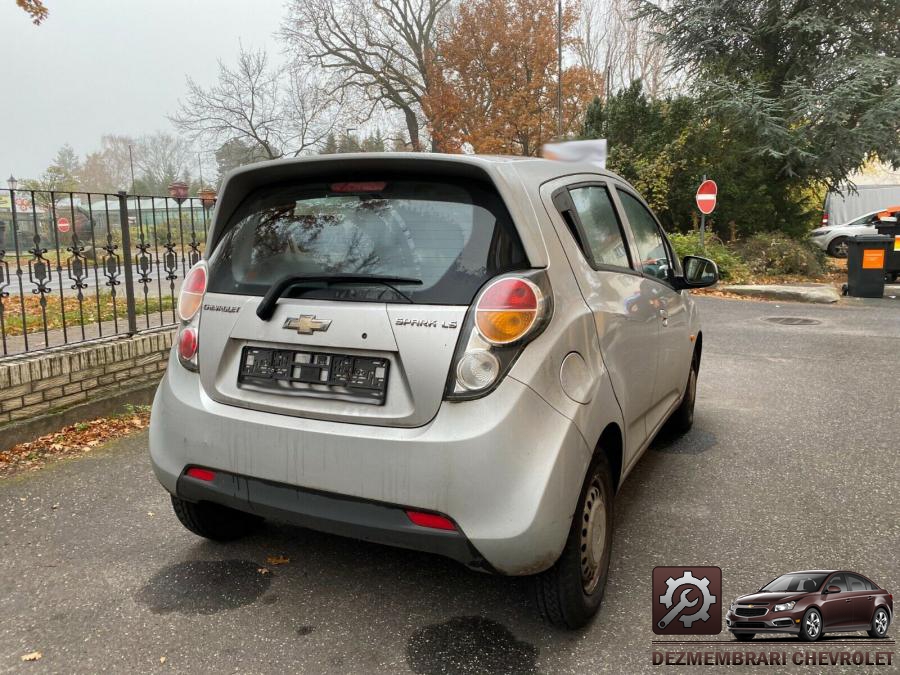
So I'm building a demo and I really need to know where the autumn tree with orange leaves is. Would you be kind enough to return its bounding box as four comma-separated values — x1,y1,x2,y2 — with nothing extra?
423,0,599,155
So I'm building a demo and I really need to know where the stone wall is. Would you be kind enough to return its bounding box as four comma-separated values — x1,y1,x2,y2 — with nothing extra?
0,330,175,445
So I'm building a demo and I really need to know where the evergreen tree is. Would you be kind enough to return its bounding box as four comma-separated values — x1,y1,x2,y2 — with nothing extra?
640,0,900,188
320,133,339,154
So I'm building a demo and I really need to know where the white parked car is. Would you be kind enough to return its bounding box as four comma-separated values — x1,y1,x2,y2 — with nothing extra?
809,207,899,258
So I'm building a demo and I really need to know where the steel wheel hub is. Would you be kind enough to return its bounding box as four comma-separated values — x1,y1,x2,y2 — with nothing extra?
580,480,607,594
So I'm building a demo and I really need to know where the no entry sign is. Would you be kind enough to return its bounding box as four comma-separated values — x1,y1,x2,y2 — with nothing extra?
695,180,718,215
57,217,71,233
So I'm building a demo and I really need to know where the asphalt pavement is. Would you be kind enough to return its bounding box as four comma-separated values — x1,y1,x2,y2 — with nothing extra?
1,297,898,674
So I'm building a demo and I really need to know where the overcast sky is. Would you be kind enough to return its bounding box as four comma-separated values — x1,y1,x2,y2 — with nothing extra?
0,0,284,181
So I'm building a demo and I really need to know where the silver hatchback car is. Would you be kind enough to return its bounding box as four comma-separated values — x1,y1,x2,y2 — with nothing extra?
150,154,717,628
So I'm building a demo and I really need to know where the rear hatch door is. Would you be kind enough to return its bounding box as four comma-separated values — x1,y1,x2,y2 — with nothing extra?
198,172,527,428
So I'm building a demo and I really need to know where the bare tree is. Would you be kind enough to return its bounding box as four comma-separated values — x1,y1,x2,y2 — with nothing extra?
575,0,673,98
131,132,193,194
282,0,451,151
171,47,339,160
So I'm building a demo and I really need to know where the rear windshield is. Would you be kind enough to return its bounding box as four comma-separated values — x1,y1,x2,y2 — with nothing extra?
207,177,527,304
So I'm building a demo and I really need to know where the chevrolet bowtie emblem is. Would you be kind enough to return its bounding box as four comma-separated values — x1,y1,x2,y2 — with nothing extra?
283,315,332,335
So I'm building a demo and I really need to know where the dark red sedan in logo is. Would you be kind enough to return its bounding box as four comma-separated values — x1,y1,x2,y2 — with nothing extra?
726,570,893,642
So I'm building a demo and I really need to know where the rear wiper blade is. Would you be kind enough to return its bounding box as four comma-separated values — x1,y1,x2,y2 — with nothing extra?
256,273,423,320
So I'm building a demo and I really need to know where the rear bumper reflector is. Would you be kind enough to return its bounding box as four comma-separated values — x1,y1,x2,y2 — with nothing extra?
185,467,216,482
405,510,457,531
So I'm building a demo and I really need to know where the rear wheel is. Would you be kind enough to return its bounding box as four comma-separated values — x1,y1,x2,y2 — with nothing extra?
531,453,614,629
171,496,263,541
827,237,849,258
868,607,890,638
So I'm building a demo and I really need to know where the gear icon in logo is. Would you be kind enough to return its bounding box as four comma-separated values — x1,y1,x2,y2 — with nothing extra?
659,570,717,628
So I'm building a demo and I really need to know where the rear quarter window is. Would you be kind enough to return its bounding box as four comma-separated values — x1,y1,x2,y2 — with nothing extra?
207,177,527,305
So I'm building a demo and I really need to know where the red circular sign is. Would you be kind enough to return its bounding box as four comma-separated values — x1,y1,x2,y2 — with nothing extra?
57,217,71,233
695,179,718,215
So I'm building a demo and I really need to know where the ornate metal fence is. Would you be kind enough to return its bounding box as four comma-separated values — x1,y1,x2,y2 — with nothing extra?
0,189,213,357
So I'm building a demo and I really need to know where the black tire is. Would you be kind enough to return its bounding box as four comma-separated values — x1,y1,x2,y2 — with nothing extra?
665,360,697,436
735,633,755,641
827,237,849,258
799,608,823,642
531,453,614,629
171,495,263,541
867,607,890,638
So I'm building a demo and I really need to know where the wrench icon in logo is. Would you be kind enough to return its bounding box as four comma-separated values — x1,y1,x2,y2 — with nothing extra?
658,588,698,629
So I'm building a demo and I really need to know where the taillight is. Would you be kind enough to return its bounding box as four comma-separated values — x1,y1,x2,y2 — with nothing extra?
178,326,198,361
821,212,829,227
178,262,207,321
445,272,551,400
176,261,205,371
475,278,541,345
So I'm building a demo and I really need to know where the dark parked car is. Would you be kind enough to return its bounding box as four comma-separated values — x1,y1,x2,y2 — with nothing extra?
726,570,892,642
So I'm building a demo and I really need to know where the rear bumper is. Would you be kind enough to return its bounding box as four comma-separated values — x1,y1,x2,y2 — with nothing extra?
150,350,592,575
177,468,490,569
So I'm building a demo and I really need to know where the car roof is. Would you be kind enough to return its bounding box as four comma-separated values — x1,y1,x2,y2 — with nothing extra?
783,570,838,575
222,151,625,189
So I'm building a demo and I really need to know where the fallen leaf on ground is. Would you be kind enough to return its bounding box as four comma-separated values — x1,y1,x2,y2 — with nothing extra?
21,651,42,662
266,555,290,565
0,409,151,479
257,567,270,575
159,656,166,664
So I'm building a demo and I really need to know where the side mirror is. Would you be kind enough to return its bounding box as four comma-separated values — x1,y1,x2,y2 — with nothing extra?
678,255,719,289
825,585,841,594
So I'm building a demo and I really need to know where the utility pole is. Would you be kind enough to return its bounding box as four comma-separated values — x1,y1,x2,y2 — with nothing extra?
557,0,563,139
128,145,136,195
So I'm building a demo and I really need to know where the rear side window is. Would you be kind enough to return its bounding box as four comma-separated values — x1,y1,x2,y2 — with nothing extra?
569,185,631,269
207,178,527,304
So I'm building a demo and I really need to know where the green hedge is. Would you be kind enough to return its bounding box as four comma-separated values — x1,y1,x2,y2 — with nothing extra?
735,234,827,277
668,231,750,282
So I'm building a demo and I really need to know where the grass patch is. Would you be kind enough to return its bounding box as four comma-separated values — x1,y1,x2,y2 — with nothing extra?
0,292,175,336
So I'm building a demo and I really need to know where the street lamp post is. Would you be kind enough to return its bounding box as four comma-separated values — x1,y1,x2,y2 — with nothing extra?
557,0,563,139
7,175,17,191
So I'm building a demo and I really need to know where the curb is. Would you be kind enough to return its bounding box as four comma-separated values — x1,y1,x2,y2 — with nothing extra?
720,284,841,304
0,381,158,453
